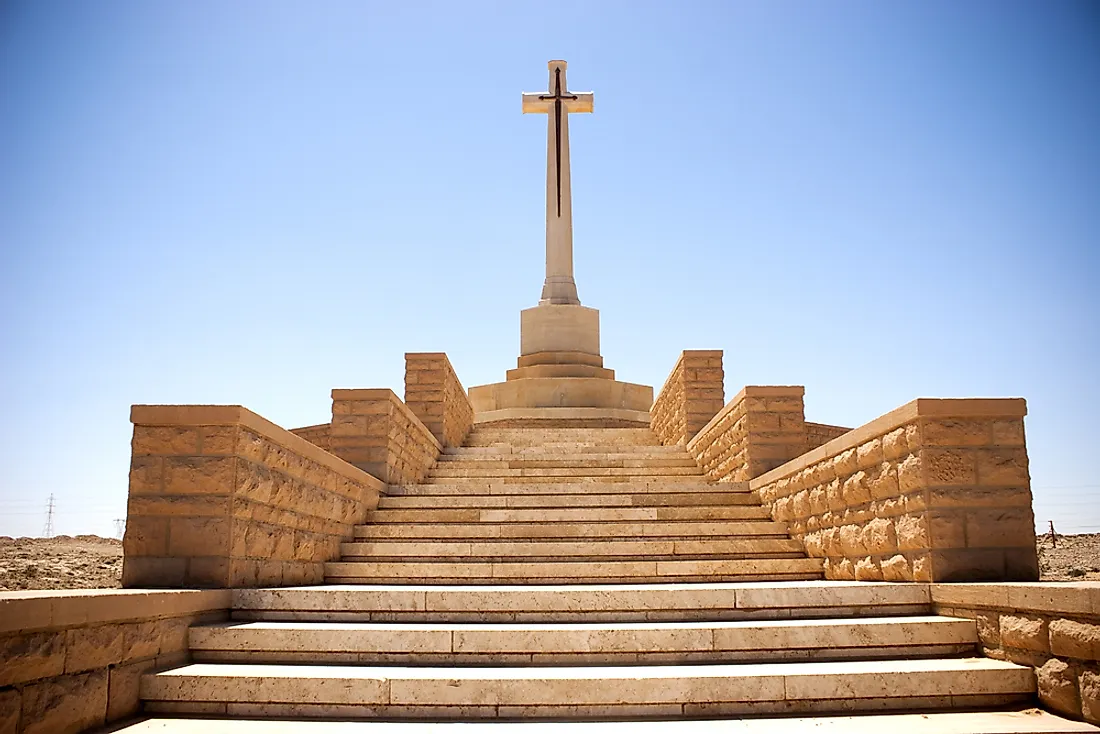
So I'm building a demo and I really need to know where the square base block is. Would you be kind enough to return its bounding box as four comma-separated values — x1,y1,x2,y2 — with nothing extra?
469,377,653,413
521,304,600,358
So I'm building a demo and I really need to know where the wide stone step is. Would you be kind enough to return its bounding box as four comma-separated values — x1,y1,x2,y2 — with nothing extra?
445,445,682,456
387,481,749,496
104,711,1100,734
230,581,934,622
141,658,1033,719
377,492,761,509
338,538,805,560
429,467,702,478
323,558,824,584
465,428,659,444
355,520,789,541
436,455,698,468
365,506,773,524
188,616,977,666
425,474,710,486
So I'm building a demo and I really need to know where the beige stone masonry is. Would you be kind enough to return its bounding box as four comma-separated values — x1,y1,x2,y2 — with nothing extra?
0,588,228,734
806,421,851,451
651,351,725,446
404,353,474,448
123,405,383,588
288,423,331,451
330,389,442,486
686,386,808,482
931,582,1100,725
746,398,1038,583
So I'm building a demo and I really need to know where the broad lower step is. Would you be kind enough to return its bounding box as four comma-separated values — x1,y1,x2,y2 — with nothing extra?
338,538,804,560
435,455,699,468
429,467,702,478
323,558,824,584
230,582,933,622
141,658,1033,719
105,710,1100,733
354,520,788,541
189,616,976,665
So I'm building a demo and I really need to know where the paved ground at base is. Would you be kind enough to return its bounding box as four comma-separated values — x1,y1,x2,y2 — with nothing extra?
105,709,1099,733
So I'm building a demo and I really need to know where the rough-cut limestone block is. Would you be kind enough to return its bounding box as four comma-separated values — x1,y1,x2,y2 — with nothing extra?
976,447,1030,486
999,615,1050,653
20,669,108,734
1081,669,1100,724
1049,619,1100,660
854,557,883,581
1037,658,1080,719
880,554,911,581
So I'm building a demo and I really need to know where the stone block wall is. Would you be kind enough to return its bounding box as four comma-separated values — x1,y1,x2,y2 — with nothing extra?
932,583,1100,724
404,352,474,448
330,389,441,486
651,350,724,446
289,423,331,451
0,589,228,734
686,386,808,482
123,405,383,588
749,398,1038,582
805,421,851,451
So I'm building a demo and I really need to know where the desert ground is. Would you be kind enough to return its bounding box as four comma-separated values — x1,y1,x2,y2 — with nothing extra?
1,533,1097,591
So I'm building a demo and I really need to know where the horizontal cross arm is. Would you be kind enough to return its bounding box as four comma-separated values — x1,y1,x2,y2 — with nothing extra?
521,91,595,114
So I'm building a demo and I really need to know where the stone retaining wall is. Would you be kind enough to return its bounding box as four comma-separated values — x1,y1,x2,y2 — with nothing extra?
932,583,1100,724
123,405,383,588
749,398,1039,582
687,386,808,482
289,423,331,451
0,588,229,734
330,389,441,486
404,352,474,448
806,421,851,451
651,350,724,447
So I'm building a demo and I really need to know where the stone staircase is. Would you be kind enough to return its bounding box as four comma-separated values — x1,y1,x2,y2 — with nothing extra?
132,423,1073,730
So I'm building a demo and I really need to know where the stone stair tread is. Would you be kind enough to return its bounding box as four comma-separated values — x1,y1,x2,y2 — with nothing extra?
338,539,803,558
188,616,977,659
355,521,788,540
366,507,773,523
377,494,761,509
141,658,1033,715
105,711,1100,733
387,482,748,496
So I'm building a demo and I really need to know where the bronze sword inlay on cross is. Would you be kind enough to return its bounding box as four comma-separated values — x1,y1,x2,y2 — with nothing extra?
539,67,577,218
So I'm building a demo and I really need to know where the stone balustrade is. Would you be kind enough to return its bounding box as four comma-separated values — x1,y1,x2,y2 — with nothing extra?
651,350,724,447
748,398,1039,582
330,389,442,486
289,422,331,451
932,583,1100,724
687,386,809,482
0,588,229,733
805,421,851,451
123,405,383,588
404,352,474,448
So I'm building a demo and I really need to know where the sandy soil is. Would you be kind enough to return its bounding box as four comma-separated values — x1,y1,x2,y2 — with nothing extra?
1,533,1097,591
0,535,123,591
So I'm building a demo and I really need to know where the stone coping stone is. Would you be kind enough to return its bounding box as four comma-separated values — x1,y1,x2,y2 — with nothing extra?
106,710,1100,733
474,407,651,425
130,404,384,491
930,581,1100,616
749,397,1028,489
0,588,231,634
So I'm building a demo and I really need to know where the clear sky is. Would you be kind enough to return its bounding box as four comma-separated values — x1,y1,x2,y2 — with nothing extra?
1,1,1097,539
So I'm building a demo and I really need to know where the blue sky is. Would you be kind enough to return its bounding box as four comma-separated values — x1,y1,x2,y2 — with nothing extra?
1,1,1097,539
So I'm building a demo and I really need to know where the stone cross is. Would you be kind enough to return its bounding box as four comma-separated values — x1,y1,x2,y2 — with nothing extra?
522,60,593,306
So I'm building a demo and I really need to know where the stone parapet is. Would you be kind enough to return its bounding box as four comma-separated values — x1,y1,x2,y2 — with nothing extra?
686,386,807,481
404,353,474,448
931,582,1100,724
651,350,724,446
749,398,1038,583
123,405,383,588
331,389,441,486
0,588,229,733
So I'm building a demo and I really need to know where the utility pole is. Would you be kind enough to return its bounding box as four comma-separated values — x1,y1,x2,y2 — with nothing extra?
113,518,126,539
42,494,55,538
1049,520,1057,548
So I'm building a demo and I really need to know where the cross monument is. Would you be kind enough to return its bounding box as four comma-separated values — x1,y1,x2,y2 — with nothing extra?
522,60,593,306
